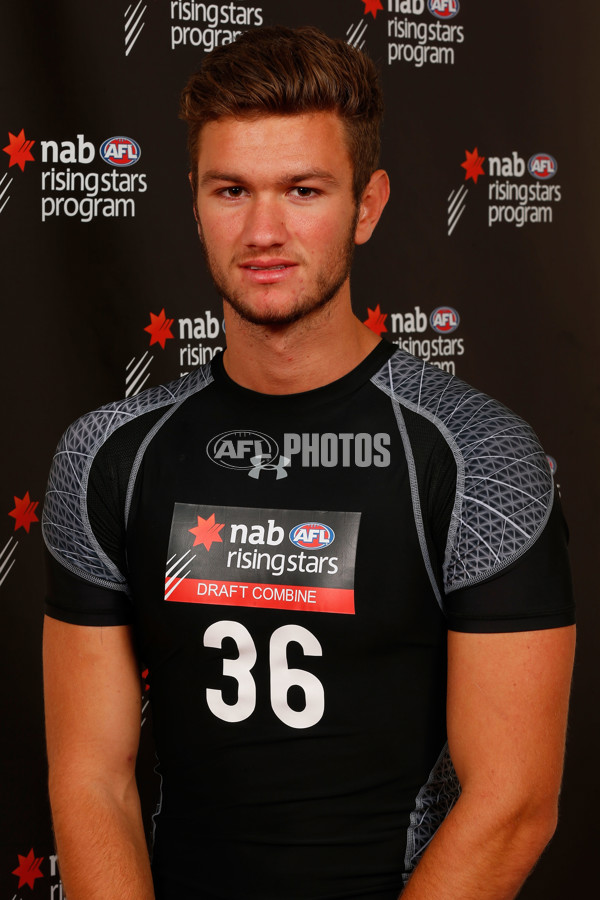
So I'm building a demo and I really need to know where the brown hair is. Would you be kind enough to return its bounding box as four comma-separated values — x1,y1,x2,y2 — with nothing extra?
180,25,384,202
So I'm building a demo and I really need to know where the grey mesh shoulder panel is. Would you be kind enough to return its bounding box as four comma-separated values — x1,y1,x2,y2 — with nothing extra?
371,350,553,593
42,365,214,590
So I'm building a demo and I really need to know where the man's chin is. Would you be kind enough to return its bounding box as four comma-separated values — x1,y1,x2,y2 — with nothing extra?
223,292,334,328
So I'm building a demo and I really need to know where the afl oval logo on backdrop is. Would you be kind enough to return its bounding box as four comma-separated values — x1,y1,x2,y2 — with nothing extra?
430,307,460,334
428,0,460,18
289,523,335,550
528,153,557,180
100,136,141,167
207,430,279,470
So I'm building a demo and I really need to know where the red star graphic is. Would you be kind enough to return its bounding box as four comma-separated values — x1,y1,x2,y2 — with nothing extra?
189,513,225,550
3,129,35,172
144,309,174,349
461,147,486,184
362,0,384,18
8,492,39,533
363,304,388,336
12,849,44,889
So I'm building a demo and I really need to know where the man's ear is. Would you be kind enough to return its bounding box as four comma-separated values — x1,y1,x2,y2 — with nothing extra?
354,169,391,246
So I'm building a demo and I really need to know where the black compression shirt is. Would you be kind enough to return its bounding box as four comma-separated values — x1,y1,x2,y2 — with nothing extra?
43,342,574,899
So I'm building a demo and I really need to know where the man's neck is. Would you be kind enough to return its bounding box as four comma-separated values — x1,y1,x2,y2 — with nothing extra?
221,294,380,395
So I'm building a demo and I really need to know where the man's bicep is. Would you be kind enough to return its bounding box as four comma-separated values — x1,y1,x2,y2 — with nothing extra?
446,626,576,808
43,616,142,785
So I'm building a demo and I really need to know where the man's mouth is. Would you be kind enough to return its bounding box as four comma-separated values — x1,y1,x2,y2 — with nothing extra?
238,259,297,283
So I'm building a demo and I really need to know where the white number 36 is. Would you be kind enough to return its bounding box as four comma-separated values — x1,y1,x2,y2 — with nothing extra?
203,620,325,729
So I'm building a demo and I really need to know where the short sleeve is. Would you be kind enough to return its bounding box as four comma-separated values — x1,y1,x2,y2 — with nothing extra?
370,349,576,635
444,494,575,633
41,365,215,627
42,410,133,626
44,549,133,626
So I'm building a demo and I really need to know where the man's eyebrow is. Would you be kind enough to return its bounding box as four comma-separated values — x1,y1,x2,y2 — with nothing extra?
199,169,341,187
199,171,244,187
283,170,340,186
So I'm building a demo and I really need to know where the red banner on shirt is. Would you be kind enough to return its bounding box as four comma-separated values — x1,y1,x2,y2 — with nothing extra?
165,578,355,614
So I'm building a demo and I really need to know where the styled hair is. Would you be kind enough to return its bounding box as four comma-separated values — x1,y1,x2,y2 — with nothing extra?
180,25,384,201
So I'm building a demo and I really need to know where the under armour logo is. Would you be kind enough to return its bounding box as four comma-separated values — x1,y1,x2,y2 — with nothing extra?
248,454,290,480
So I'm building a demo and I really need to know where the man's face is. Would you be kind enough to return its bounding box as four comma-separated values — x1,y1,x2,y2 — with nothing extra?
193,112,359,327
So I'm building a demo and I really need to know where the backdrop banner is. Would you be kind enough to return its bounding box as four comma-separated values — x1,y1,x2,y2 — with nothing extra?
1,2,598,897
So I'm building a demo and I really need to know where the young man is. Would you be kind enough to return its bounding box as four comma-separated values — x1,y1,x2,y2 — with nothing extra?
42,25,575,900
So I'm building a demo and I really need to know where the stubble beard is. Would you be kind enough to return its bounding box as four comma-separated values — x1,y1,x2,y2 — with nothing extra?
197,211,359,327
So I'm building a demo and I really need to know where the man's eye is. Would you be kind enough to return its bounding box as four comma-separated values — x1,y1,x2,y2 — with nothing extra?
293,187,317,198
222,186,245,198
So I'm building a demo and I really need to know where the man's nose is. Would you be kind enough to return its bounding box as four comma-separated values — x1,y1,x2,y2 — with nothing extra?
242,196,288,247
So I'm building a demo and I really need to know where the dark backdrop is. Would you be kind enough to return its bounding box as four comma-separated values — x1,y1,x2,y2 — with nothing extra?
1,2,597,896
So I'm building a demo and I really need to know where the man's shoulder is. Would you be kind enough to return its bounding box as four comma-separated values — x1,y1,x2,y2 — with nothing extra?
42,364,214,586
372,347,544,455
57,363,213,458
372,348,554,592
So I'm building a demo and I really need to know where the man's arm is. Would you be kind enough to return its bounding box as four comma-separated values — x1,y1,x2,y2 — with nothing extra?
401,625,575,899
43,616,155,900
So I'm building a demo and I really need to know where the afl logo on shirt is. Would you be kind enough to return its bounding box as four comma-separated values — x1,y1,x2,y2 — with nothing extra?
428,0,460,18
430,307,460,333
207,430,279,470
289,523,335,550
100,136,141,167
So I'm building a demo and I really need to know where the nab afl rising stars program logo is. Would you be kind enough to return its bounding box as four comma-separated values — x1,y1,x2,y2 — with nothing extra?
385,0,464,67
364,304,465,374
348,2,465,65
2,128,149,222
169,1,265,50
124,0,266,55
165,504,360,615
448,147,563,234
